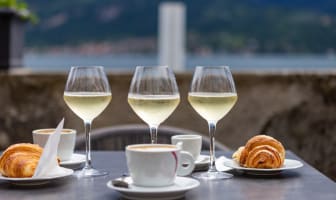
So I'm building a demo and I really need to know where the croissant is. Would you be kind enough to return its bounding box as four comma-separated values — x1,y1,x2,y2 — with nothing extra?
0,143,43,178
232,146,244,162
233,135,285,169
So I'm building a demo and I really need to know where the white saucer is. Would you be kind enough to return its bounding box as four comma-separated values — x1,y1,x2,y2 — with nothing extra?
223,159,303,175
0,167,74,185
195,155,210,165
107,176,200,200
60,153,86,169
194,155,234,172
193,155,210,171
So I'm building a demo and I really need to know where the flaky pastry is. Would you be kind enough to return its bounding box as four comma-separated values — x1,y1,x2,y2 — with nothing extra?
0,143,43,178
233,135,285,169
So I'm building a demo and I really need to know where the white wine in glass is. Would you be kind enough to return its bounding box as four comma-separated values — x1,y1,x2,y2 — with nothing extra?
188,92,237,122
128,66,180,144
188,66,237,180
64,92,112,122
64,66,111,178
128,94,180,126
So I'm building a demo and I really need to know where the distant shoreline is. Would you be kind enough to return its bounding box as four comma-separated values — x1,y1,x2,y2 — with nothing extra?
23,52,336,72
25,37,336,56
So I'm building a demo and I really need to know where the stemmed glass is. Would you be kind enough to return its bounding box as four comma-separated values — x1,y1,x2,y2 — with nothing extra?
128,66,180,144
64,66,112,178
188,66,237,180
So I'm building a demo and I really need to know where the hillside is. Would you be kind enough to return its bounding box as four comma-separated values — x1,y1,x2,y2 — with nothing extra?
25,0,336,53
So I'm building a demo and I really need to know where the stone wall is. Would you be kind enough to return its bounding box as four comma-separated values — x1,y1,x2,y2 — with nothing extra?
0,71,335,180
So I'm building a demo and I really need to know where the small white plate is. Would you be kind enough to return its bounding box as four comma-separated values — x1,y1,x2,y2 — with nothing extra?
0,167,74,185
195,155,210,165
193,155,210,171
60,153,86,169
194,155,233,172
223,159,303,175
107,176,200,200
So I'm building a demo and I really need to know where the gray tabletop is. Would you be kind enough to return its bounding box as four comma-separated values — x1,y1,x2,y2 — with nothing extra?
0,151,335,200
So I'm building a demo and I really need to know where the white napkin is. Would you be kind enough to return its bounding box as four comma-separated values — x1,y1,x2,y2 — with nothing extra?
33,118,68,178
215,156,232,171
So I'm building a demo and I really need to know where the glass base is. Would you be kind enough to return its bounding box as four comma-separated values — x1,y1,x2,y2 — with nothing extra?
75,167,108,178
192,171,233,180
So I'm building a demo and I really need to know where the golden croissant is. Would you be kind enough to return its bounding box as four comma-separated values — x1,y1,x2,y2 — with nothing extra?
233,135,285,169
0,143,43,178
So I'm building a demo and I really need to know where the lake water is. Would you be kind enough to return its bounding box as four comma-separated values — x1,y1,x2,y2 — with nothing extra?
23,53,336,72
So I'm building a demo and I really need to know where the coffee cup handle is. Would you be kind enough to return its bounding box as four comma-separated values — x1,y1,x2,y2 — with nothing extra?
177,151,195,176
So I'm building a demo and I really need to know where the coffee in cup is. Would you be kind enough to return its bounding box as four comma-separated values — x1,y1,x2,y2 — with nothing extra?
171,135,202,160
33,128,76,161
126,144,195,187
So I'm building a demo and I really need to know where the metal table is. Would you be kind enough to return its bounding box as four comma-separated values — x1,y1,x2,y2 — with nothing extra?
0,151,335,200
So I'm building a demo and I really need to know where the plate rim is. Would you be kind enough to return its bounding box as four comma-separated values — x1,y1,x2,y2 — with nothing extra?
60,153,86,165
195,154,210,164
0,167,74,182
107,176,200,194
223,158,303,172
121,193,186,200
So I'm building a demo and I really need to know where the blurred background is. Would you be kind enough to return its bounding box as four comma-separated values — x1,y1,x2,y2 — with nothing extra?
22,0,336,72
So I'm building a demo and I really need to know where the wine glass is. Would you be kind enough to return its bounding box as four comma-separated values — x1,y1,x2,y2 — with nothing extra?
64,66,112,178
188,66,237,180
128,66,180,144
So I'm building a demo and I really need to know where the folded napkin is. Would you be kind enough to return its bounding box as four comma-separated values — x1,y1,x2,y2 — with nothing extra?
33,118,68,178
215,156,233,172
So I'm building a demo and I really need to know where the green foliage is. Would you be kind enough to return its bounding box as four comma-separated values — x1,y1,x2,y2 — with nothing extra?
0,0,38,23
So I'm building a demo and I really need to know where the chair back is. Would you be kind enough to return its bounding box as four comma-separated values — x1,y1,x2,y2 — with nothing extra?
76,124,230,151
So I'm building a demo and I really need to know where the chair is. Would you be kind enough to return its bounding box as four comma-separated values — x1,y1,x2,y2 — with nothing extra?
76,124,230,151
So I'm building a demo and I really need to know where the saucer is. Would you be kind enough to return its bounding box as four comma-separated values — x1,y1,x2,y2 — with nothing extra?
0,167,74,185
194,155,233,172
107,176,200,200
60,153,86,169
223,159,303,175
195,154,210,165
194,155,210,171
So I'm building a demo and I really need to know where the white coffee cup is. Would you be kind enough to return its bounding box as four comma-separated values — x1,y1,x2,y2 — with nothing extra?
33,128,76,161
126,144,195,187
171,135,202,160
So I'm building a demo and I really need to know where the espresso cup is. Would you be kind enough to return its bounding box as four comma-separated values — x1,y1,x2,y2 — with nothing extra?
171,135,202,160
33,128,76,161
126,144,195,187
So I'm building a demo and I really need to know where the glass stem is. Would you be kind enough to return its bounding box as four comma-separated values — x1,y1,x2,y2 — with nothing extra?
149,125,158,144
208,121,217,172
84,121,93,169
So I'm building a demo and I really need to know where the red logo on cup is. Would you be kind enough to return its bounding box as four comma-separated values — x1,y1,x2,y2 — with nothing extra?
171,152,178,172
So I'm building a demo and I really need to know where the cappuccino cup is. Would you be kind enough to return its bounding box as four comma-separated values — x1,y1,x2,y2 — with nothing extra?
33,128,76,161
126,144,195,187
171,135,202,160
